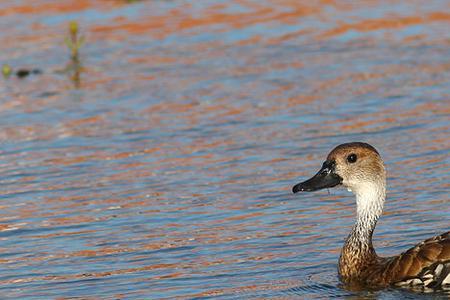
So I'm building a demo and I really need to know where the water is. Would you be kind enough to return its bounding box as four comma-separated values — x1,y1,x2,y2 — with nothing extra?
0,1,449,299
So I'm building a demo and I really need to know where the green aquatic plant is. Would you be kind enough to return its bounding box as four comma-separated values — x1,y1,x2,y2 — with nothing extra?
65,21,85,63
64,21,85,88
2,64,12,78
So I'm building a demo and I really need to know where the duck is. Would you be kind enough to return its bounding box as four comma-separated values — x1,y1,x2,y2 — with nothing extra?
292,142,450,289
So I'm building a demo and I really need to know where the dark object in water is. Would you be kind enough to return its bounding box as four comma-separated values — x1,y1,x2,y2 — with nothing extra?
16,68,42,78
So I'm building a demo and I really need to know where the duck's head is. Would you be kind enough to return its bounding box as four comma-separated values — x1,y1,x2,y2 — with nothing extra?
292,142,385,195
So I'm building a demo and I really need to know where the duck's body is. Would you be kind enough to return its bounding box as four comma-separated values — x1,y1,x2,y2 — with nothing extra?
340,230,450,288
292,142,450,289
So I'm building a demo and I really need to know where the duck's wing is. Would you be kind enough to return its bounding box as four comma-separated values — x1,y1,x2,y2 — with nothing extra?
382,231,450,287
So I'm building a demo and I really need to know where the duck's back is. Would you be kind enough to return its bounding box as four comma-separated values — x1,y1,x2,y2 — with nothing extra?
366,231,450,287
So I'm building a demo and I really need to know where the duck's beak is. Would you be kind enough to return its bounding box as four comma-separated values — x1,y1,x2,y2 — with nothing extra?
292,161,342,193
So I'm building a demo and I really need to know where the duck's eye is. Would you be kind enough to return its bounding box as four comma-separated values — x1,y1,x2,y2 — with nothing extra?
347,154,357,163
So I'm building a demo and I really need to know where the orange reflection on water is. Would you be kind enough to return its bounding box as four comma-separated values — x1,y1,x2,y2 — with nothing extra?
0,0,448,299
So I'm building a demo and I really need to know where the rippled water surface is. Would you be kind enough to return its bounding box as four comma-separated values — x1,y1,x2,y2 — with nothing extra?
0,1,449,299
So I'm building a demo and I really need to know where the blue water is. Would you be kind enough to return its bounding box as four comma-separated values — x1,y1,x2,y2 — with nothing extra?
0,1,448,299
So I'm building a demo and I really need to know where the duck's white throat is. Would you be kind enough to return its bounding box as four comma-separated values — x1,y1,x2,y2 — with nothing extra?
348,181,386,243
354,182,385,222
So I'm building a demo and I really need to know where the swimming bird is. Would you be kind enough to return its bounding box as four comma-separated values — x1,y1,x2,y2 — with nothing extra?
292,142,450,289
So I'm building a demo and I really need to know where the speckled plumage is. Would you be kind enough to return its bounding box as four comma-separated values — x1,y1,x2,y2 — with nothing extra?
340,230,450,288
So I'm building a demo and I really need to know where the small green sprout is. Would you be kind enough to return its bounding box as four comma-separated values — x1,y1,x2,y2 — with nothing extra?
65,21,85,62
2,64,12,78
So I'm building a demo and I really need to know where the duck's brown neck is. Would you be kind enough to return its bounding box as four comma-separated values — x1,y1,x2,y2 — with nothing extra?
338,182,386,281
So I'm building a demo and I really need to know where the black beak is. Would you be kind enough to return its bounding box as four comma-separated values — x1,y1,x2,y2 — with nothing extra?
292,160,342,193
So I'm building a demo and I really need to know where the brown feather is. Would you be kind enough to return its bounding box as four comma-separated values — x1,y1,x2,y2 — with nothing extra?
438,244,450,260
368,231,450,287
407,256,422,276
419,243,442,262
389,232,449,280
394,253,414,280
